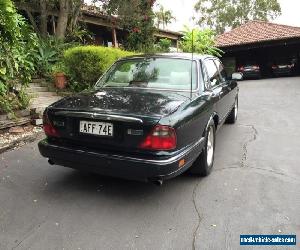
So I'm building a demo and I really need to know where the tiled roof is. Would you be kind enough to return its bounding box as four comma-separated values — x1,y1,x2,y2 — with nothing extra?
216,21,300,48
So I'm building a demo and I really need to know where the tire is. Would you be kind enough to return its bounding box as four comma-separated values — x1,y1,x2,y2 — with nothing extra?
226,98,238,124
189,121,216,177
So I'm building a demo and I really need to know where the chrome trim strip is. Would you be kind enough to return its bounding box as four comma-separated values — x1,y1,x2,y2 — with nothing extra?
45,137,205,165
112,137,204,165
54,111,144,124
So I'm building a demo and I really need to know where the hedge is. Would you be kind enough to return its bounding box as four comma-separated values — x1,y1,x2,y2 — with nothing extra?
64,46,135,92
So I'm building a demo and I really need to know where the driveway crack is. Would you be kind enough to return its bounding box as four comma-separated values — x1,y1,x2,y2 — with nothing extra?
12,220,46,250
240,124,258,168
192,180,202,250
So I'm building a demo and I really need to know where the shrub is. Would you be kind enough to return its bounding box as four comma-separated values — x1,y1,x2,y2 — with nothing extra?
0,0,36,113
64,46,135,92
155,38,172,52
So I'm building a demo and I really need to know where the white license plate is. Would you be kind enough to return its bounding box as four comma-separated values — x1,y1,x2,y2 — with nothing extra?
79,121,113,136
279,65,286,68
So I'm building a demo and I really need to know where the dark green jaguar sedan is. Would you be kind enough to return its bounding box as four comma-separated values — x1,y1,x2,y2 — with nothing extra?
38,53,239,185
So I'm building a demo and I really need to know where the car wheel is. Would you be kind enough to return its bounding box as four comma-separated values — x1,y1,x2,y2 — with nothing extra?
226,98,238,124
189,122,215,177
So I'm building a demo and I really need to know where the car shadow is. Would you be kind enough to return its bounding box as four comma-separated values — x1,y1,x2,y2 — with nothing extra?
41,168,201,203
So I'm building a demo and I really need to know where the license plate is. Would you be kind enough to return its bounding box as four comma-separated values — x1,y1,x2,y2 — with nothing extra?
279,65,286,68
79,121,113,136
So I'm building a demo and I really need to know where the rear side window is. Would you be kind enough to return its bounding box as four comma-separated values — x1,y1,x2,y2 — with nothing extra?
204,59,221,87
214,59,227,81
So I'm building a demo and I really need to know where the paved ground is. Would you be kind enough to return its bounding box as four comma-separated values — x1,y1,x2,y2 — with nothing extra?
0,77,300,250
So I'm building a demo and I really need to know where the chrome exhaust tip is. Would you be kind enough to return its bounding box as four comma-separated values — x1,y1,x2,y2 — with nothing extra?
48,159,55,165
149,178,163,186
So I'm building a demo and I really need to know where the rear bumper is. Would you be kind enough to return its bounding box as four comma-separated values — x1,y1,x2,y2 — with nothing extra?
38,138,204,182
272,68,292,75
241,70,261,78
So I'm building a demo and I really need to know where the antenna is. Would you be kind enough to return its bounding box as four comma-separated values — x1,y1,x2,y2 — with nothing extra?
190,28,194,99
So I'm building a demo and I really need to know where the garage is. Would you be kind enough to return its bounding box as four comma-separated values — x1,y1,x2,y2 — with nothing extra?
217,21,300,78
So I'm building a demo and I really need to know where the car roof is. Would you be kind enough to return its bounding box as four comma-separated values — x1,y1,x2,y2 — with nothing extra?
122,53,215,61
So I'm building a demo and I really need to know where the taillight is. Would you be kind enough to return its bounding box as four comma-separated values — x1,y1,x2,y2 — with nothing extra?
272,65,277,69
140,125,177,151
43,112,60,137
238,66,244,71
253,65,260,70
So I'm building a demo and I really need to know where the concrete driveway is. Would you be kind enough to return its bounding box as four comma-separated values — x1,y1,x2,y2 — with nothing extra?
0,77,299,250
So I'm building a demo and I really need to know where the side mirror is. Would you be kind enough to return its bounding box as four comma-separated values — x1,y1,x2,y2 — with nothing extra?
231,72,243,81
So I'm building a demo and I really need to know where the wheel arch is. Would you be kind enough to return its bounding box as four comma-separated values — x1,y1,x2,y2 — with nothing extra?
202,113,219,137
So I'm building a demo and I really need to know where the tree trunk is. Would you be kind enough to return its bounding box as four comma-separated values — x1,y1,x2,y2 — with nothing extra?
25,9,40,34
56,0,70,39
39,0,48,37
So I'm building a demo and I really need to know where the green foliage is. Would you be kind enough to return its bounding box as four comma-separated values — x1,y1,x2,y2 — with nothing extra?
64,46,135,92
52,61,68,75
0,0,34,113
17,87,31,110
154,4,175,29
33,36,79,77
0,89,30,114
195,0,281,34
180,26,223,57
155,38,172,52
106,0,156,52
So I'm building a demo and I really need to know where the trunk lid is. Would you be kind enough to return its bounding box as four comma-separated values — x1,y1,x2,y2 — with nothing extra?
46,88,188,152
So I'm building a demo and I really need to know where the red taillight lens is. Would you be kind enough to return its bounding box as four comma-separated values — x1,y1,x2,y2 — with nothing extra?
253,65,260,70
272,65,277,69
238,66,244,71
43,113,60,137
140,125,177,151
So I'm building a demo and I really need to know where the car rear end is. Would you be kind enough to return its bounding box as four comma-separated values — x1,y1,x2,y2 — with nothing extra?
38,55,205,182
272,63,295,76
38,108,200,182
238,65,261,79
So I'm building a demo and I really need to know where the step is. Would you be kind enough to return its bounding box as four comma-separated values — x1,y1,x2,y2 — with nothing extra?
31,78,46,84
32,92,59,98
29,81,50,88
27,86,49,93
30,96,62,108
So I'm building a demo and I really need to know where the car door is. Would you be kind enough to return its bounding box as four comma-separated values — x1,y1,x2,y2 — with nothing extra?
203,58,228,122
213,59,235,118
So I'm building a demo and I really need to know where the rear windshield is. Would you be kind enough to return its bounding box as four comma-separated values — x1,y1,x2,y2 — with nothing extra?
95,58,197,91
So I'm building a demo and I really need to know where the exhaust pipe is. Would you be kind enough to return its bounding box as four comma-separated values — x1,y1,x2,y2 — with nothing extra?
149,178,163,186
48,159,55,165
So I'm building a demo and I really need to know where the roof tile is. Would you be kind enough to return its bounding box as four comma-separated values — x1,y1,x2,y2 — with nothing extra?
216,21,300,47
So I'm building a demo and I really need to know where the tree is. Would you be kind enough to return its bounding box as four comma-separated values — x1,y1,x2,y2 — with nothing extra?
14,0,83,39
194,0,281,34
179,26,223,56
102,0,157,52
155,4,175,29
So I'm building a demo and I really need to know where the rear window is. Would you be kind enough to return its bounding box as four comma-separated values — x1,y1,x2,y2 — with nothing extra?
96,58,198,91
